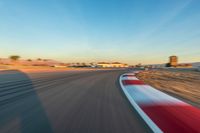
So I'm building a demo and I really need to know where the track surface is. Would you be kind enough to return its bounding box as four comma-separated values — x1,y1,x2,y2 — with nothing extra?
0,70,152,133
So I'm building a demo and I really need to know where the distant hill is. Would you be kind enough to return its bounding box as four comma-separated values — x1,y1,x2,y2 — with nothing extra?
144,62,200,68
0,58,64,66
191,62,200,68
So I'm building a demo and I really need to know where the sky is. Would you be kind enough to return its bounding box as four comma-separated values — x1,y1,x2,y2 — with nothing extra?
0,0,200,65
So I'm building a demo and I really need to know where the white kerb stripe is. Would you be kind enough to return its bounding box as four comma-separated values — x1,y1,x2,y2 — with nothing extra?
119,75,163,133
124,85,186,106
121,76,139,80
123,73,135,76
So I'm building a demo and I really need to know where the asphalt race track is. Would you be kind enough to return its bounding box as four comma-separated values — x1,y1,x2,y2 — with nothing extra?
0,70,152,133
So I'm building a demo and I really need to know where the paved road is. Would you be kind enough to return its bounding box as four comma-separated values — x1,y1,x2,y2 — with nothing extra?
0,70,152,133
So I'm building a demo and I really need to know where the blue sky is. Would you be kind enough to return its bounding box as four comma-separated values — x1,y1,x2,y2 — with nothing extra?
0,0,200,64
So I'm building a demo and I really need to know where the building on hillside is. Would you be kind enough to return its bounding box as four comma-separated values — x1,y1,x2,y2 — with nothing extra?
111,62,129,68
167,56,192,68
169,56,178,67
97,62,111,68
97,62,129,68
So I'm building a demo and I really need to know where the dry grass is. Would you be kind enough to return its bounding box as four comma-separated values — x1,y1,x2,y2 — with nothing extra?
137,69,200,108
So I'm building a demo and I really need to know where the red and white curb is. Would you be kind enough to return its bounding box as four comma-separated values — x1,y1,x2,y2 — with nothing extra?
120,72,200,133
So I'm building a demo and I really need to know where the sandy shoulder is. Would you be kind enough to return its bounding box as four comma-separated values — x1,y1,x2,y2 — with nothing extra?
0,66,90,73
137,69,200,108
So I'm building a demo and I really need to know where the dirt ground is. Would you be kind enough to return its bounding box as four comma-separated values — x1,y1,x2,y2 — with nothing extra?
137,69,200,108
0,65,113,73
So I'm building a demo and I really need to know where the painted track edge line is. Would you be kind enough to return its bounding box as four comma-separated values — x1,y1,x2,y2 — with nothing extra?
119,75,163,133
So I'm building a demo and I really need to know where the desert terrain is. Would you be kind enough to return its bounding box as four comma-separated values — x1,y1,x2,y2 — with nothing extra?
0,65,115,73
137,69,200,108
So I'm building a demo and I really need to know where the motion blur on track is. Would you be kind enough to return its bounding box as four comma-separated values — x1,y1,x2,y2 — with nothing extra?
0,70,152,133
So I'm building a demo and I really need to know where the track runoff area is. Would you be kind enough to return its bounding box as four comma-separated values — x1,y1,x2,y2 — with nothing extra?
119,71,200,133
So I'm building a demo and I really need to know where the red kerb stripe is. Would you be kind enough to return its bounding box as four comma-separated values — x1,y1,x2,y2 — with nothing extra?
122,80,145,85
140,104,200,133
